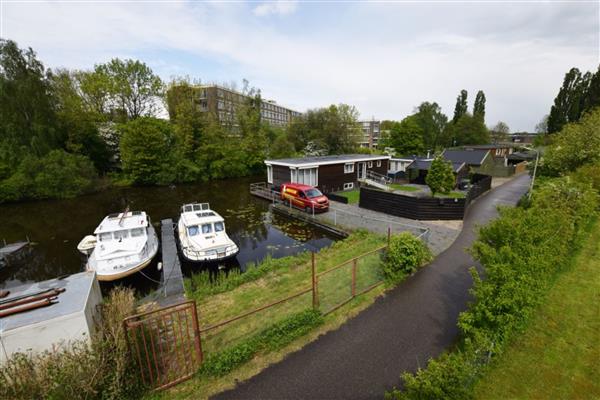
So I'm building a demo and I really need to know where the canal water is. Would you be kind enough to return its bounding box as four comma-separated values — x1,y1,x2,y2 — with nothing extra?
0,177,338,291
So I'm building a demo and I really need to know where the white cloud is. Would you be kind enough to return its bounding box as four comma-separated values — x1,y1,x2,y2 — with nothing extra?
253,1,297,17
2,1,598,131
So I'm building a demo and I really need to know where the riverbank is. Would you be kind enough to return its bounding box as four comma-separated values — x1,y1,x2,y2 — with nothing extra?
148,230,389,399
473,219,600,399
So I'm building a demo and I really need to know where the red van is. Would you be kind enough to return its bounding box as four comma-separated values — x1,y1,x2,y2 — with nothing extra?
280,183,329,213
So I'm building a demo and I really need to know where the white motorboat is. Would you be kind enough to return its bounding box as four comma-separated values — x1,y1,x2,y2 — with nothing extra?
177,203,239,263
78,211,159,281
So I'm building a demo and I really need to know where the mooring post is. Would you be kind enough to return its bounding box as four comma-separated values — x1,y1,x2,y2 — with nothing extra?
311,252,318,310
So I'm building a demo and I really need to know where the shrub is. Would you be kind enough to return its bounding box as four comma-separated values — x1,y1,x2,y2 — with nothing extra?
0,287,144,400
0,150,97,203
426,156,455,196
382,232,432,283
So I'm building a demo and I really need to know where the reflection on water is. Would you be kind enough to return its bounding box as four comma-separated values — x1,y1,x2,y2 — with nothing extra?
0,176,338,292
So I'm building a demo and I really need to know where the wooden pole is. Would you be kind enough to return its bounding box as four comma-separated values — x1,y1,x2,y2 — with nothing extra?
352,259,357,297
387,226,391,248
311,252,318,310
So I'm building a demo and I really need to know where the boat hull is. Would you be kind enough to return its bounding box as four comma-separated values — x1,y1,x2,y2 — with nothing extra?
93,256,155,282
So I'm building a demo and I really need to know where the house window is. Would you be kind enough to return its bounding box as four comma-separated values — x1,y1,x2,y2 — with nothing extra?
267,165,273,184
367,161,373,168
376,160,382,168
343,182,354,190
292,167,318,186
344,163,354,173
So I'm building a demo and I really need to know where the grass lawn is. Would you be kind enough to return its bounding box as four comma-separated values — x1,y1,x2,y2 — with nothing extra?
389,184,420,192
473,220,600,400
149,231,387,399
434,191,465,199
334,189,360,204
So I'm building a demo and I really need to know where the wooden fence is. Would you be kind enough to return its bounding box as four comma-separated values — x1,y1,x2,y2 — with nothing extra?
359,174,492,220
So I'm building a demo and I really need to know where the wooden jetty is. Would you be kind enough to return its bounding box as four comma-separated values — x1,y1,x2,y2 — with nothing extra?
271,203,348,238
159,219,185,305
250,182,280,203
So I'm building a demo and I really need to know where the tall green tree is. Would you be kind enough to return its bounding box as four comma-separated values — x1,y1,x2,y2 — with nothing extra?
413,102,448,150
452,90,468,123
119,117,175,184
93,58,164,121
426,156,455,196
388,116,425,156
443,114,490,146
473,90,486,122
583,65,600,113
547,67,591,133
0,39,60,163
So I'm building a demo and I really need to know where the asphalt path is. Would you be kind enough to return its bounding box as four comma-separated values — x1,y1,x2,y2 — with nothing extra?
214,174,531,400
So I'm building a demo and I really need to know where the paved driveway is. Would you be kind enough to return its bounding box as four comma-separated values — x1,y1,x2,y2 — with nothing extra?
214,174,531,400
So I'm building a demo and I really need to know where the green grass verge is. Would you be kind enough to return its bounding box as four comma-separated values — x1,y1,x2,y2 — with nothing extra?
389,184,420,192
472,219,600,399
333,189,360,204
434,191,465,199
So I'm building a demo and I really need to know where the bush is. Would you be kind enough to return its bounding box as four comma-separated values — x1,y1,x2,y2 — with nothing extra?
0,150,97,203
0,287,144,400
387,176,598,399
382,232,432,283
426,156,455,196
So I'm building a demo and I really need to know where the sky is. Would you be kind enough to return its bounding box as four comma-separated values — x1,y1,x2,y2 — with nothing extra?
1,0,598,132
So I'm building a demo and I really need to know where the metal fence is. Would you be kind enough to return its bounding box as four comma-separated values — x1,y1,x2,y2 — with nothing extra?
123,301,203,391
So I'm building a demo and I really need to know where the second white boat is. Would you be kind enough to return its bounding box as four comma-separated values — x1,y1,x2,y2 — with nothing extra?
177,203,239,263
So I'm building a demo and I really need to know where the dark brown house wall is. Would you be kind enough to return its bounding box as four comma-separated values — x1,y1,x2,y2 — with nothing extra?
271,165,290,188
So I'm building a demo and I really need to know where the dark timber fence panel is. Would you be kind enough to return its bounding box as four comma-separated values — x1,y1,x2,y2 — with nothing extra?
359,188,467,220
359,175,492,220
325,192,349,204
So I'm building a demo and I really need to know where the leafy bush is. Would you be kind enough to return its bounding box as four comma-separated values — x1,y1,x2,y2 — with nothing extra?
0,287,144,400
426,156,456,196
0,150,97,203
387,177,598,399
382,232,432,283
199,310,323,377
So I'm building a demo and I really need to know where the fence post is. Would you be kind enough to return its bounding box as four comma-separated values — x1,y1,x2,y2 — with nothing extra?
311,252,319,310
387,226,391,248
334,209,337,225
312,203,315,218
191,302,204,364
352,259,357,297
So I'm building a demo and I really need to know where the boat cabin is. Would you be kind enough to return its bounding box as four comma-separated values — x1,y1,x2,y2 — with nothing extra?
94,211,150,243
179,203,226,237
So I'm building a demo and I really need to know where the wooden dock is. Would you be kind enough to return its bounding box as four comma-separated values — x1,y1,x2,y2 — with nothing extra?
159,219,185,305
250,182,280,203
271,204,348,238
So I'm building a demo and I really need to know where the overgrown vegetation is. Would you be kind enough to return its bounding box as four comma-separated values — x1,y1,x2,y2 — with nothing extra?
386,112,600,399
382,232,432,283
199,310,323,377
0,288,144,400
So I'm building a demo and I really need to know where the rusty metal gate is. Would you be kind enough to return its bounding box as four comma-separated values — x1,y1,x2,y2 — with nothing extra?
123,300,203,391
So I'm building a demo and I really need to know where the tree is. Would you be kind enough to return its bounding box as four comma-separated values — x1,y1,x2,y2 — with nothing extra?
473,90,486,122
541,107,600,176
119,117,175,184
535,115,548,134
94,58,164,120
388,116,425,156
444,114,490,146
413,102,448,150
490,121,510,143
583,65,600,112
0,39,60,162
426,156,455,196
452,90,468,123
547,67,591,133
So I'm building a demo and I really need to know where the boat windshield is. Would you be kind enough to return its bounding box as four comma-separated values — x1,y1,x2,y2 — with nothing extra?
188,226,199,236
114,230,129,241
214,222,224,232
202,224,212,234
305,188,323,198
99,232,112,242
130,228,144,238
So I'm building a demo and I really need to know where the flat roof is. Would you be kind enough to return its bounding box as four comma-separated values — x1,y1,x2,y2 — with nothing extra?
265,154,390,167
1,272,96,333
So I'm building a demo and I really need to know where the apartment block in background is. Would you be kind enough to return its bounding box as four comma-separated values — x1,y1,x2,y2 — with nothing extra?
192,84,302,127
358,119,381,149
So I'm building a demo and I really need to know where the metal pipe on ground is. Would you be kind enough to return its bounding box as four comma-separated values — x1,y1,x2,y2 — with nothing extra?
0,297,57,318
0,288,65,311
